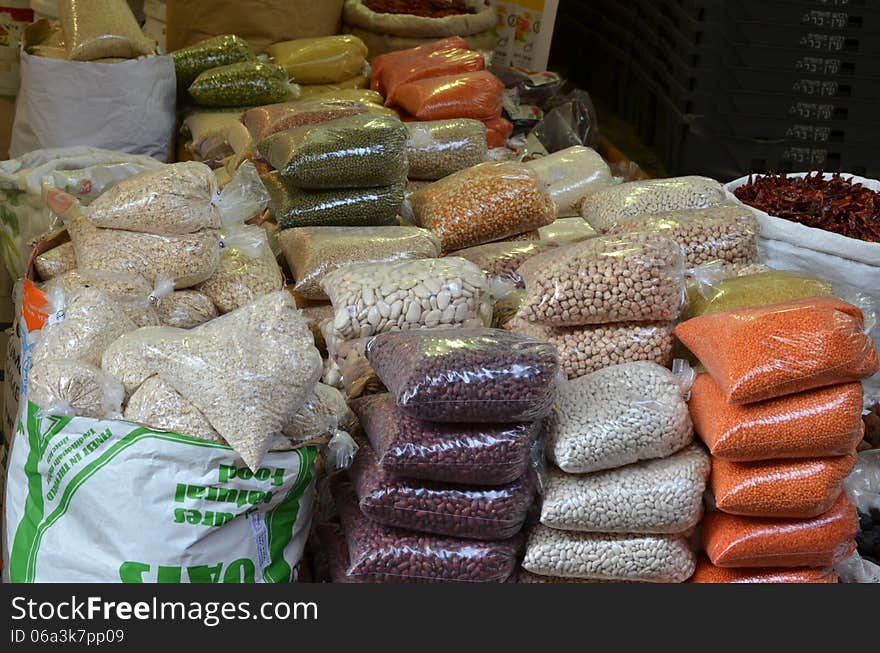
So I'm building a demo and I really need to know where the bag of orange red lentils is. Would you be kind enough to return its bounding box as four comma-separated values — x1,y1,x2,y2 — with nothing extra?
711,454,857,519
675,296,880,404
702,493,859,568
689,557,838,583
688,374,865,461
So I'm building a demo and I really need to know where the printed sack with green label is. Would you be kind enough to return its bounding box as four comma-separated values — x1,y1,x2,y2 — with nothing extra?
2,280,318,583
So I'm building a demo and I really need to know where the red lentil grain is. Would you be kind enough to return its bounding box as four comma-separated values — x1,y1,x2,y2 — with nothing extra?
688,374,865,461
711,454,858,519
675,296,880,404
689,557,838,583
703,493,859,568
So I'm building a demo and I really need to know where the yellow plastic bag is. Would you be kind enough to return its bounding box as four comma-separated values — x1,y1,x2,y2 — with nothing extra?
269,35,367,84
683,271,835,320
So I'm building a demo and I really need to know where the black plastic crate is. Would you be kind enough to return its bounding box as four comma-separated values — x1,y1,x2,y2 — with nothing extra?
704,112,877,145
684,90,879,122
667,0,880,26
673,123,877,180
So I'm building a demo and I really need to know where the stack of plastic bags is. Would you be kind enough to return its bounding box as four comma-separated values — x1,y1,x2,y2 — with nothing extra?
521,361,709,583
318,328,559,583
371,37,512,149
678,296,879,582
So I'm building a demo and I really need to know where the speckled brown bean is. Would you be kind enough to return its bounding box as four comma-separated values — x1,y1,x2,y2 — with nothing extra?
351,393,539,485
517,233,686,326
348,438,535,540
366,328,560,423
332,478,521,582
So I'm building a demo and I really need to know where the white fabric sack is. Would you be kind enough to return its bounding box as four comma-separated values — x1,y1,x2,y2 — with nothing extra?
726,172,880,400
11,52,177,161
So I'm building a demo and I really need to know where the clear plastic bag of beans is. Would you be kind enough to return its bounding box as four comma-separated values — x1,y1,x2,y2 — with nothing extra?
517,233,686,326
60,0,155,61
545,361,693,474
366,328,560,423
405,119,488,181
522,525,696,583
262,173,404,229
504,317,675,380
603,205,759,268
541,445,709,534
524,146,613,217
688,375,865,461
242,100,369,141
278,226,441,301
675,296,880,404
321,258,492,342
579,176,726,231
703,493,859,568
689,557,838,584
258,114,408,189
348,437,535,540
454,240,555,289
682,270,835,321
711,454,857,519
351,393,539,485
189,62,298,108
172,35,255,88
316,523,363,583
406,162,557,253
332,478,521,583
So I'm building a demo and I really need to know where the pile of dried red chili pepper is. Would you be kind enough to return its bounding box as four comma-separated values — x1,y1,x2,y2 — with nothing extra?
363,0,476,18
733,172,880,243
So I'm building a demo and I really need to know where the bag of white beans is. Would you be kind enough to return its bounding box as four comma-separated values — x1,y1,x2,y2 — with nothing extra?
545,361,694,474
540,445,710,534
522,525,696,583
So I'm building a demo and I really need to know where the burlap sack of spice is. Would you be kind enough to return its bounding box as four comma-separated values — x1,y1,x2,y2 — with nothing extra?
165,0,345,54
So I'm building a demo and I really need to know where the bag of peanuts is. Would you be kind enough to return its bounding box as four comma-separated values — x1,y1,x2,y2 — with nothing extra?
366,328,560,423
689,557,838,583
702,493,859,568
331,478,521,583
540,445,709,535
406,161,557,253
602,205,759,268
347,437,535,540
516,233,686,326
522,525,696,583
676,296,880,404
320,257,492,343
579,176,727,231
711,454,857,519
504,316,675,380
689,374,865,461
545,361,694,474
351,393,538,486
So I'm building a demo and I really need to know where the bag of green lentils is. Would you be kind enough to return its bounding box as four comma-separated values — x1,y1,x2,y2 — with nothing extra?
172,35,255,88
189,61,300,108
257,113,408,189
262,172,404,230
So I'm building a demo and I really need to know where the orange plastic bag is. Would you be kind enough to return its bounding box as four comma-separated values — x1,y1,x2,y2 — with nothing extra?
484,116,513,149
711,454,858,519
702,493,858,568
370,36,469,94
393,71,504,122
688,374,865,461
689,557,838,583
675,296,880,404
381,46,484,106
